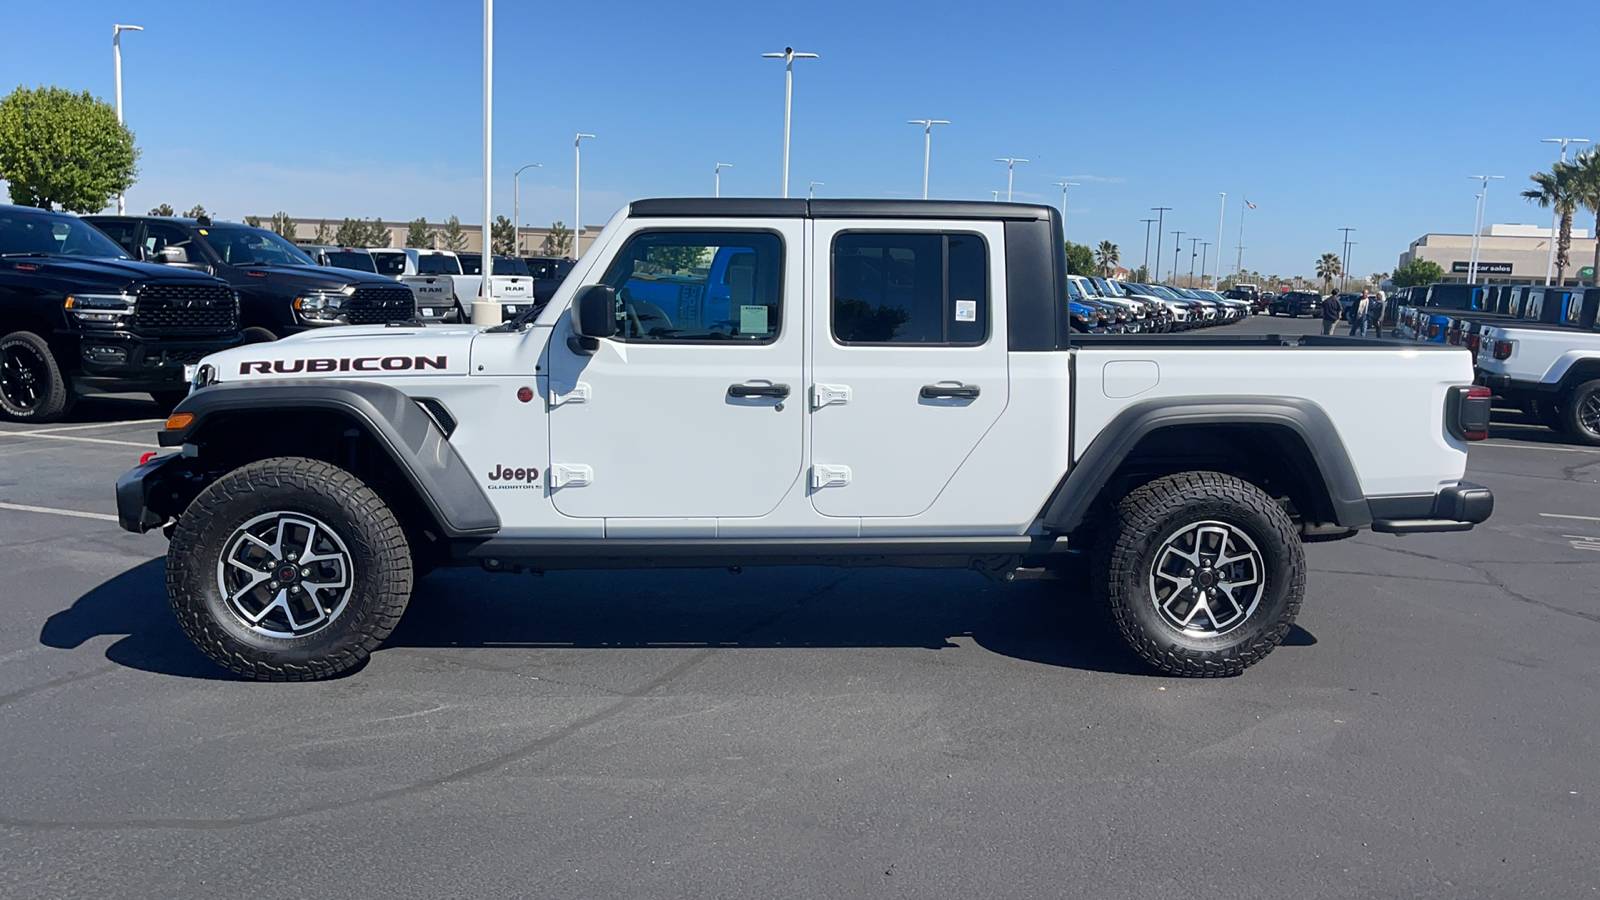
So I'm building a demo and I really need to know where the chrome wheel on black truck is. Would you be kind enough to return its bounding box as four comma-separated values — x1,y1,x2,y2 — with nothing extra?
1094,471,1305,677
0,330,72,423
166,457,413,681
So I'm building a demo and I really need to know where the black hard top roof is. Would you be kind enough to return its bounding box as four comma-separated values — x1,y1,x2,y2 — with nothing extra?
629,198,1054,221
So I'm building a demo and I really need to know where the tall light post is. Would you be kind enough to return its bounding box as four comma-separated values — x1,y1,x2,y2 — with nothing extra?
480,0,493,308
761,47,818,198
1466,175,1503,284
1050,182,1080,223
995,158,1028,202
1170,231,1184,283
808,181,824,200
1140,218,1157,281
1541,138,1589,285
1214,192,1226,287
112,23,144,215
991,190,999,202
1188,237,1201,284
714,162,732,198
1338,227,1356,292
1151,207,1170,284
906,120,949,199
574,133,595,257
512,163,542,255
1200,241,1211,286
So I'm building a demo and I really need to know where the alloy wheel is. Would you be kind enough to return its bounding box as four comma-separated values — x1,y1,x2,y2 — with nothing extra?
0,344,45,410
216,511,355,639
1148,520,1266,637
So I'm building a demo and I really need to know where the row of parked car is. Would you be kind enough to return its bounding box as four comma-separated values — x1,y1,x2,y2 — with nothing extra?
1066,275,1256,333
1389,282,1600,445
0,204,574,422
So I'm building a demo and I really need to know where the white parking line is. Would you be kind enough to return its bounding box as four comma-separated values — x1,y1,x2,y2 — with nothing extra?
1478,441,1600,454
1541,513,1600,523
17,419,162,435
0,432,153,449
0,501,119,522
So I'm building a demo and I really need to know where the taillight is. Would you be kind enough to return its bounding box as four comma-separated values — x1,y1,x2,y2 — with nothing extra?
1493,340,1513,361
1448,385,1493,441
1427,323,1441,339
1447,328,1461,345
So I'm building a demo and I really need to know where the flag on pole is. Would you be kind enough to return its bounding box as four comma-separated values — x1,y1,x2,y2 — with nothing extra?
1245,199,1256,209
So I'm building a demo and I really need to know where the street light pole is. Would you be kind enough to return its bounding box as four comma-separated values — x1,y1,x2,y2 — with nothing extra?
574,133,594,257
1200,241,1211,285
1140,218,1157,281
112,23,144,214
1151,208,1170,284
1338,227,1356,292
992,160,1030,204
808,181,823,200
1189,237,1201,284
762,47,818,198
1170,231,1184,283
1214,192,1226,287
512,163,542,255
714,162,732,198
1541,138,1589,285
481,0,492,304
1050,182,1080,224
907,119,949,199
1466,175,1503,284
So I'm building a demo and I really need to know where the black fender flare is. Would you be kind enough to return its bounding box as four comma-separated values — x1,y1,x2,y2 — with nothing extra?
153,380,499,536
1039,396,1370,533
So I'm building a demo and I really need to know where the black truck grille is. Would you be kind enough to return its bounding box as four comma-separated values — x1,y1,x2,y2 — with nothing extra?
347,286,416,325
135,283,237,332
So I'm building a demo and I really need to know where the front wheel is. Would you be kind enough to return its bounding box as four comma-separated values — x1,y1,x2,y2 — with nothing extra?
0,330,73,422
1561,380,1600,446
166,457,414,681
1094,471,1305,677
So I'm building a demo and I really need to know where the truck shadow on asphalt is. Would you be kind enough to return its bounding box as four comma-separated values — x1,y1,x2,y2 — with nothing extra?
41,559,1317,681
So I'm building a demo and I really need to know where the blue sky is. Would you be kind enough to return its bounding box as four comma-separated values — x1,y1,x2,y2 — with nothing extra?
3,0,1595,278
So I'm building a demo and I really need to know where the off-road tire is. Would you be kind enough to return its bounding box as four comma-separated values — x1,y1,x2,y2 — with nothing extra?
1093,471,1305,677
0,330,73,423
166,457,413,681
1561,380,1600,446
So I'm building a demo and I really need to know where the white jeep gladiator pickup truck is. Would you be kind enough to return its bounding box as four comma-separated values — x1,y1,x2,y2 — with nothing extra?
116,199,1494,682
1475,289,1600,444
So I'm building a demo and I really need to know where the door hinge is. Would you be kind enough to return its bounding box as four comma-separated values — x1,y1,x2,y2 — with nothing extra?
811,383,852,410
550,382,591,406
810,464,852,489
550,464,593,488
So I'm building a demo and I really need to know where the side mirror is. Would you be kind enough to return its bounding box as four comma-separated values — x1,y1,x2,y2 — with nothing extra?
573,284,617,339
158,246,189,264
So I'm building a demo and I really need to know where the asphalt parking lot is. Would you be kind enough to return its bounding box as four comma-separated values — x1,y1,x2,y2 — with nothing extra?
2,319,1598,899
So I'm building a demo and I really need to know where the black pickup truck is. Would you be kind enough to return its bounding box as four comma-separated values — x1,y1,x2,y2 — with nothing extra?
0,205,241,421
84,215,415,341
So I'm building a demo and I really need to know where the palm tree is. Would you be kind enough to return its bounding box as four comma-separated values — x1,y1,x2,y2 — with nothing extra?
1522,161,1582,286
1095,240,1120,277
1315,253,1342,293
1571,149,1600,286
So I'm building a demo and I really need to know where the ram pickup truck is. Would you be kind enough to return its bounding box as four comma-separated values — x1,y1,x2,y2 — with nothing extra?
86,215,416,339
1,204,241,421
1475,287,1600,443
457,253,535,321
117,199,1494,683
368,248,466,322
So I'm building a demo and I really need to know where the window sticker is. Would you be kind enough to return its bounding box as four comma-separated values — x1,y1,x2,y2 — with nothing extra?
740,305,769,334
955,299,977,322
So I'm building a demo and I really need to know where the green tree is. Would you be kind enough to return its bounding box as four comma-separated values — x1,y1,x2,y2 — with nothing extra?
1390,258,1444,288
1063,240,1096,277
147,203,174,216
1522,161,1582,286
1571,149,1600,286
0,86,138,212
648,245,709,272
405,217,433,249
439,215,468,252
333,218,366,246
1315,252,1342,293
243,215,261,227
1129,265,1150,283
368,218,391,248
312,220,333,244
269,211,297,241
183,204,208,219
491,214,516,255
542,221,572,257
1094,240,1120,277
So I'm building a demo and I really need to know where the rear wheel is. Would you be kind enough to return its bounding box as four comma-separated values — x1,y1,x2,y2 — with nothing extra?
1561,380,1600,446
0,330,73,423
166,457,414,681
1094,471,1304,677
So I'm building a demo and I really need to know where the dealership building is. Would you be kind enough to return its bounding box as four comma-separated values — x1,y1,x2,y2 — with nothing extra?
1398,224,1597,285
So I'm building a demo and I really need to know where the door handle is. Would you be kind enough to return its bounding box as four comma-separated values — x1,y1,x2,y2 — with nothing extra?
920,383,980,399
728,383,791,399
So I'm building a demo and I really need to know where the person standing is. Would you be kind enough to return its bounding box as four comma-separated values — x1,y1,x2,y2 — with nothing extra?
1321,292,1342,335
1349,289,1370,336
1367,290,1386,338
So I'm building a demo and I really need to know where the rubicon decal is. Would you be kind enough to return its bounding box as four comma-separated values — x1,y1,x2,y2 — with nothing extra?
238,356,448,375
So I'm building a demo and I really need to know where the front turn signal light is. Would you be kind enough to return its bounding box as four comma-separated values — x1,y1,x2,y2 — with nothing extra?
165,412,195,431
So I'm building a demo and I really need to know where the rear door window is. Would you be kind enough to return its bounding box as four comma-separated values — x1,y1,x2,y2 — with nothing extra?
831,232,988,345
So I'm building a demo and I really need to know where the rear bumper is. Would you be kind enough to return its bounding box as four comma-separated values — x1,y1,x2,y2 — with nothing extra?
1368,481,1494,534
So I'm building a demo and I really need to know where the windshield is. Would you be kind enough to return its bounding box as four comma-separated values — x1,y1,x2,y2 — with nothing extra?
370,250,406,276
1066,278,1083,300
1095,277,1124,296
0,210,130,259
204,226,313,267
323,251,376,273
492,256,528,276
416,253,461,275
458,253,482,275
